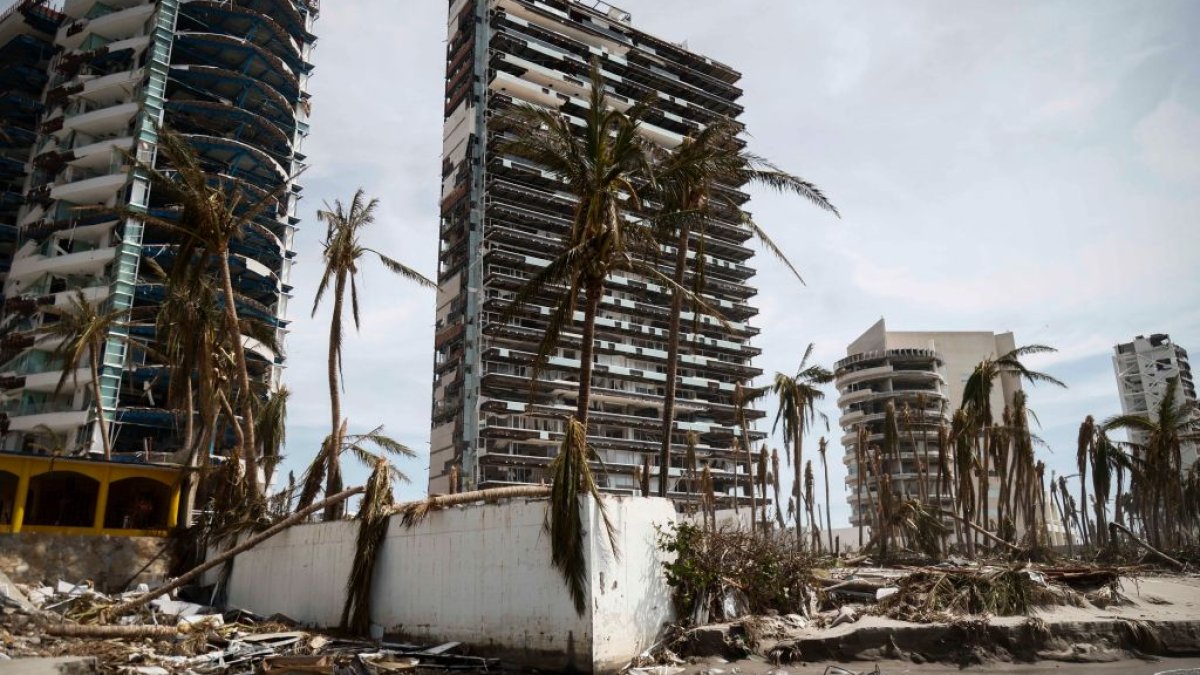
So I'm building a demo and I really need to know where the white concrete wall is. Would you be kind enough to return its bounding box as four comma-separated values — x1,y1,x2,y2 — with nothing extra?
589,496,676,672
224,520,356,627
223,495,677,673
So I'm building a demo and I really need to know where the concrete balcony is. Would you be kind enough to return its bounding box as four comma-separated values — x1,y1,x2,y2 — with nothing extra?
59,2,155,51
50,170,128,204
63,101,138,137
837,364,894,390
68,136,134,170
8,246,117,283
837,389,875,407
23,366,90,393
243,335,279,364
76,67,144,107
8,408,89,433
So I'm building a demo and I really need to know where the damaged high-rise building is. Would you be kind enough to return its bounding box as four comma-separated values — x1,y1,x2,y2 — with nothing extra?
429,0,765,506
0,0,316,459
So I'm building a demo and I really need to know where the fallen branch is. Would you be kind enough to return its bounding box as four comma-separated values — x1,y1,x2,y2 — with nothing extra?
394,485,550,527
940,510,1022,553
46,624,178,639
1109,522,1186,571
105,486,365,619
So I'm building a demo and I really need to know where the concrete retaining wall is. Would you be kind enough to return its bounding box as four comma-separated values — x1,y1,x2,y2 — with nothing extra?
0,533,171,592
223,495,677,673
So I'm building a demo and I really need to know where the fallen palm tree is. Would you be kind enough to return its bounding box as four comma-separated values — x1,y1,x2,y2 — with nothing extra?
394,485,551,527
103,486,366,620
874,566,1083,623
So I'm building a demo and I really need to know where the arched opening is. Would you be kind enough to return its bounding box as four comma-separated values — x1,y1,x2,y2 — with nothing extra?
0,471,18,525
23,471,99,528
104,477,171,530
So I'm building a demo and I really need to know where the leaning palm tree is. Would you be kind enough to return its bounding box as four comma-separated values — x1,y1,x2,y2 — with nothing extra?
649,119,838,498
772,344,833,551
308,189,434,519
40,291,124,459
1104,377,1199,548
120,128,297,497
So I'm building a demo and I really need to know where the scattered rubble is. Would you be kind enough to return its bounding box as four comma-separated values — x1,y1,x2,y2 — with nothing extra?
0,579,498,673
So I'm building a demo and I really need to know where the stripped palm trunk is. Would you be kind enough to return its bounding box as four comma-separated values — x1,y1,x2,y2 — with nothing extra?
87,340,112,460
792,423,804,551
324,272,348,520
804,460,817,551
937,423,953,550
733,383,756,530
1077,416,1095,548
576,281,603,424
702,463,715,532
218,252,259,496
819,437,833,553
771,448,785,530
685,432,698,513
757,447,769,531
657,218,691,499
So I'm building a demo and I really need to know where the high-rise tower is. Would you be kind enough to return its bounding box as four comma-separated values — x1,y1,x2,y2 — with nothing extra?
1113,334,1198,469
835,319,1024,530
0,0,316,459
429,0,764,507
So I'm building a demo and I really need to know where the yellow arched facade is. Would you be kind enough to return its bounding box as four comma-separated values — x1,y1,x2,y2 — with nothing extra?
0,453,181,537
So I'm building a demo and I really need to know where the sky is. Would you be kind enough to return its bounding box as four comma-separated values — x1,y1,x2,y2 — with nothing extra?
21,0,1191,526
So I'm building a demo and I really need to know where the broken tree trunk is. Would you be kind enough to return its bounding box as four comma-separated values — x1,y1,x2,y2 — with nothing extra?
394,485,551,527
1110,522,1186,571
940,510,1022,553
106,486,366,619
47,624,178,639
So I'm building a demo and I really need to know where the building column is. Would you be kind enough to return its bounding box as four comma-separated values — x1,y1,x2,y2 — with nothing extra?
167,480,180,529
92,466,111,532
11,460,30,534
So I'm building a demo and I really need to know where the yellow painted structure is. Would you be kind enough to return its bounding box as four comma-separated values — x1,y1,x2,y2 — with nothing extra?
0,453,180,537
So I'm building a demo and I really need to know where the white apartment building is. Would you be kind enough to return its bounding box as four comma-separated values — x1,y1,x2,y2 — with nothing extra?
836,318,1023,530
1112,334,1198,469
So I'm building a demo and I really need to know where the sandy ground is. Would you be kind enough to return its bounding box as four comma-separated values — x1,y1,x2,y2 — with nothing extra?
668,574,1200,675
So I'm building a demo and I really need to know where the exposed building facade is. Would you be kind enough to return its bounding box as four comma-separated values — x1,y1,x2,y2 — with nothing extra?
0,0,316,459
429,0,764,506
0,1,62,283
835,319,1022,530
1112,334,1198,469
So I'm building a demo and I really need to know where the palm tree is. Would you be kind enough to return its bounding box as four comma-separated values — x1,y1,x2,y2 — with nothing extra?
498,62,655,429
122,128,296,497
40,291,124,459
649,119,837,499
296,422,416,528
1104,377,1199,548
732,383,765,531
772,344,833,551
818,436,833,553
804,459,817,551
494,61,675,612
308,189,434,519
960,345,1065,536
1076,415,1095,546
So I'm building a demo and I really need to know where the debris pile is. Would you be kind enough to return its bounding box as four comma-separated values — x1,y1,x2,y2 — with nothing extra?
0,578,495,673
